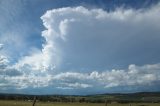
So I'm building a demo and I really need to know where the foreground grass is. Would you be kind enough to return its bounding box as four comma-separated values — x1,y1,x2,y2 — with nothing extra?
0,100,160,106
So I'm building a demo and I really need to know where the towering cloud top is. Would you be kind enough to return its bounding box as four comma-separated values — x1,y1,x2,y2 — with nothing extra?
40,6,160,71
1,4,160,94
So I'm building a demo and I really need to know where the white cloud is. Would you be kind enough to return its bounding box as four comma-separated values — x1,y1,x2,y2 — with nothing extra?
52,63,160,89
63,82,92,88
8,74,52,89
39,5,160,72
12,4,160,73
1,4,160,92
0,55,8,66
0,44,22,77
0,45,52,89
53,72,88,80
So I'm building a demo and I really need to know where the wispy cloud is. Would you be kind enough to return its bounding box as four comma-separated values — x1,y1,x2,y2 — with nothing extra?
0,44,3,50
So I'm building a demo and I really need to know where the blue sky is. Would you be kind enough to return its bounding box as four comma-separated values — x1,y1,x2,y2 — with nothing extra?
0,0,160,95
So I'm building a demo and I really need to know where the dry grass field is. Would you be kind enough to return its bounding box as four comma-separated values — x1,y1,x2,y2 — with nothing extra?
0,100,160,106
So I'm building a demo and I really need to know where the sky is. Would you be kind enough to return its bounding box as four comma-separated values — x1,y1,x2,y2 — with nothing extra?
0,0,160,95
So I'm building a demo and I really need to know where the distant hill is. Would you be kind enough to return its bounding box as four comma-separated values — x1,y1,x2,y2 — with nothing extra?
0,92,160,103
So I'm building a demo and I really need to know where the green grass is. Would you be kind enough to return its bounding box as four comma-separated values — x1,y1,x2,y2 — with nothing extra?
0,100,160,106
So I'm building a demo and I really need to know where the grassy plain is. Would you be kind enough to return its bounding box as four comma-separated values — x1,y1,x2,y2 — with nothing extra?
0,100,160,106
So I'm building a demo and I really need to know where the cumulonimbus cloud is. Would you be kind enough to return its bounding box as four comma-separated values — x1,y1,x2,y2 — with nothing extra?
1,5,160,93
40,5,160,72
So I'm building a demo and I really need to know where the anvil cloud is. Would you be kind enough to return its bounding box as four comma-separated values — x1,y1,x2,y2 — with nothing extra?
0,2,160,94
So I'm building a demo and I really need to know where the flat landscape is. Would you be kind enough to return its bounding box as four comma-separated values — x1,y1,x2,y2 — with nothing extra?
0,92,160,106
0,100,160,106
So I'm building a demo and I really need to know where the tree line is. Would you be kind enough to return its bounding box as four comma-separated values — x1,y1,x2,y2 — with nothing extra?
0,93,160,103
